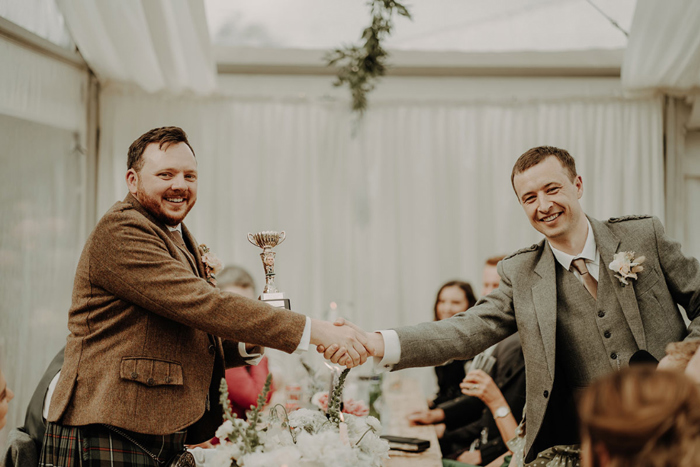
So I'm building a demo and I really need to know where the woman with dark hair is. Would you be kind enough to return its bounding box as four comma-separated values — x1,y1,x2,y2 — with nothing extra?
579,365,700,467
431,280,477,407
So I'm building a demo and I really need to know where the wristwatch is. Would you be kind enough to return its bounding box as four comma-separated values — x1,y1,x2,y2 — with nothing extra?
493,406,511,419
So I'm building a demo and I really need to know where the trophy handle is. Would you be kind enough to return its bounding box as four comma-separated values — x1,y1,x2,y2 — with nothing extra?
277,231,286,245
247,233,257,246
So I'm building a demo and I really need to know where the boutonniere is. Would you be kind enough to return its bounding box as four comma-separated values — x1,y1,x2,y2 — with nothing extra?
608,251,645,286
199,244,223,286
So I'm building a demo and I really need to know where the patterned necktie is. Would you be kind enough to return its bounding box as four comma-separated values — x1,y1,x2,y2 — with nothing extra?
571,258,598,300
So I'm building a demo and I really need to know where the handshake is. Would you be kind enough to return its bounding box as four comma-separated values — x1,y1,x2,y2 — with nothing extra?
310,317,385,368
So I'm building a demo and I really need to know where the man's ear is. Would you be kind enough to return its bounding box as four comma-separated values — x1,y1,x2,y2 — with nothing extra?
575,174,584,199
126,169,139,195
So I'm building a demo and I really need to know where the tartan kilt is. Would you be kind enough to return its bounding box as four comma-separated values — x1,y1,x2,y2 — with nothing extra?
39,422,187,467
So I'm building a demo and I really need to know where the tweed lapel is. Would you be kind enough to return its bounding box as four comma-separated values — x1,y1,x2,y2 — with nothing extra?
123,194,201,276
589,216,647,350
532,242,558,380
182,223,206,279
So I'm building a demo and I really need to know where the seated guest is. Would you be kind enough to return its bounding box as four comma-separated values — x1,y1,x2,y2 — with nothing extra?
439,333,525,466
2,348,63,467
657,338,700,373
410,256,525,466
579,365,700,467
217,265,275,419
430,280,478,407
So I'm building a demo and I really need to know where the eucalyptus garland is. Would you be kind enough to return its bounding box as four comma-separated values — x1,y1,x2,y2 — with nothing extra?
326,0,412,114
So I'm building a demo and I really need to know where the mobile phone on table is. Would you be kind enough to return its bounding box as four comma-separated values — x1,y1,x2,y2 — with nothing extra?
380,435,430,452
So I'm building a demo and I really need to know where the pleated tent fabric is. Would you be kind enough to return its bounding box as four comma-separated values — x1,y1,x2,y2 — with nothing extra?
55,0,217,95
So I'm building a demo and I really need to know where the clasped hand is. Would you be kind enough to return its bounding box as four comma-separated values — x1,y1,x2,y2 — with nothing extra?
311,317,382,368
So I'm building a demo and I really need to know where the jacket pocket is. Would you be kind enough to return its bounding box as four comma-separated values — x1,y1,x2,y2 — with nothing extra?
120,357,183,387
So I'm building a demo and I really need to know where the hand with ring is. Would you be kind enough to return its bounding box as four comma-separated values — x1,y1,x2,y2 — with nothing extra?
460,369,503,408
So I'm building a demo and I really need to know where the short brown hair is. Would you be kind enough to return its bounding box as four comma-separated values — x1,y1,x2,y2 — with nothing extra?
579,366,700,466
510,146,577,193
485,255,506,267
127,126,195,172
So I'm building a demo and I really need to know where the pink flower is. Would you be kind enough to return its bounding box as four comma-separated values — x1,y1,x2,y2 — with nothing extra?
198,244,224,286
310,392,368,417
202,252,223,275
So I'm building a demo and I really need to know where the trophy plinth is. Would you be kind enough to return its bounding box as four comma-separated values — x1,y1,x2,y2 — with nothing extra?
248,231,291,310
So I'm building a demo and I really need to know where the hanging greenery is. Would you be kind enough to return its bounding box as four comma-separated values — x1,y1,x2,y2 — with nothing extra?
326,0,412,114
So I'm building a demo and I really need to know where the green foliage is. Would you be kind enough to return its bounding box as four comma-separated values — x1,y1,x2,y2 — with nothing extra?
218,374,273,454
327,368,351,427
326,0,412,114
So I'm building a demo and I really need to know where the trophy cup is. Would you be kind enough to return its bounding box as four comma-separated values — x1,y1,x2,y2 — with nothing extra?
247,231,291,309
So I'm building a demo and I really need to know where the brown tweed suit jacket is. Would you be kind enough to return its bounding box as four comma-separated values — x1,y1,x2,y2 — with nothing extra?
48,194,306,441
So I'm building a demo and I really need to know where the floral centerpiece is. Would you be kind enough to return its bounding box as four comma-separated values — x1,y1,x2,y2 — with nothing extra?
212,369,389,467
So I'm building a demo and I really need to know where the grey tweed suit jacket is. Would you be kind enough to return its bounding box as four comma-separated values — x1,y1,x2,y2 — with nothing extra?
393,215,700,460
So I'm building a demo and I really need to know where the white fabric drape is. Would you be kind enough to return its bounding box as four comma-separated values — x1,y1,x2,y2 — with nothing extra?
622,0,700,93
55,0,216,94
0,36,89,451
98,87,664,338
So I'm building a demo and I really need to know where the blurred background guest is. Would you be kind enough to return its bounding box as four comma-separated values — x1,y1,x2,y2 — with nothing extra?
431,280,478,407
217,265,275,419
579,365,700,467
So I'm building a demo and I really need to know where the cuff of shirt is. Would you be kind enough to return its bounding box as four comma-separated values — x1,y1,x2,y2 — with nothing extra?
293,316,312,354
238,342,265,365
373,330,401,371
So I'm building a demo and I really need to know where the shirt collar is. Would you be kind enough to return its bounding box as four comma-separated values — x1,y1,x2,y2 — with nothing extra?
549,218,598,271
167,224,182,235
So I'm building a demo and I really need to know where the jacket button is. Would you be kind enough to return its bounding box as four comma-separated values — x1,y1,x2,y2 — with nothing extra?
611,353,618,360
147,378,155,386
208,344,216,355
131,372,138,380
165,376,172,383
543,390,549,398
604,331,611,338
598,310,606,318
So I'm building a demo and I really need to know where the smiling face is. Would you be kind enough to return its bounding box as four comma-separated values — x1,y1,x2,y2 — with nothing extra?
436,285,470,320
0,369,14,431
126,142,198,226
513,156,586,250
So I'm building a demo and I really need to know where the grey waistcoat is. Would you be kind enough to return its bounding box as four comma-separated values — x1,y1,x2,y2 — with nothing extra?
555,262,639,389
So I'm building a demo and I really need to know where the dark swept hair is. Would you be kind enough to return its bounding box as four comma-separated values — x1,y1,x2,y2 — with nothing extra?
433,280,477,321
510,146,577,194
127,126,195,172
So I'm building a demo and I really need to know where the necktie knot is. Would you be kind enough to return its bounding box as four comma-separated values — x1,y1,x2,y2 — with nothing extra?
571,258,588,275
571,258,598,300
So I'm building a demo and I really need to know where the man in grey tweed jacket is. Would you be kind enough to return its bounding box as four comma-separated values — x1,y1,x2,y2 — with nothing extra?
326,146,700,462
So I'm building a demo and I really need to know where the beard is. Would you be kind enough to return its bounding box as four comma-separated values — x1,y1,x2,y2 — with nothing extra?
137,180,194,227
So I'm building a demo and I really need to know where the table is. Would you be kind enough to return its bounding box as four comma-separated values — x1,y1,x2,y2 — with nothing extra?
382,376,443,467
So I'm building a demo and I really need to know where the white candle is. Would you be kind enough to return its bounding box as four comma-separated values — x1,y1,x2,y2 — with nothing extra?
339,421,350,445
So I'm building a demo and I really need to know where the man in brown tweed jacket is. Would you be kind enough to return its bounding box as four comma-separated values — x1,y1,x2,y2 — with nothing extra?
40,127,370,466
325,146,700,462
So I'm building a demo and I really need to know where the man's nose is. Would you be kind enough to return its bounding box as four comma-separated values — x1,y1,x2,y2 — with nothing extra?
171,175,187,191
537,194,552,212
